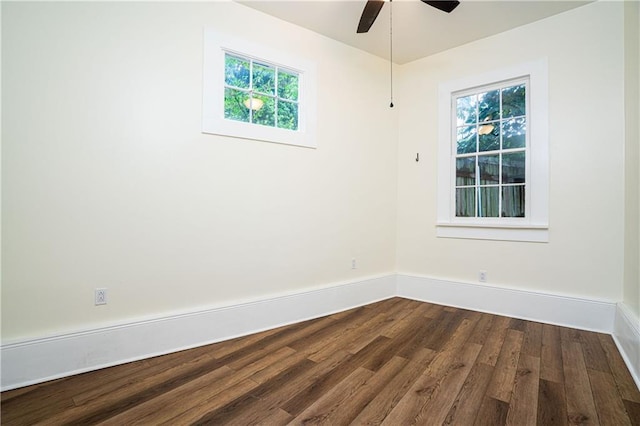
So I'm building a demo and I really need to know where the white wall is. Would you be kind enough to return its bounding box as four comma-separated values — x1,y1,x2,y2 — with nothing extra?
396,1,625,301
1,2,398,342
623,0,640,320
2,0,635,355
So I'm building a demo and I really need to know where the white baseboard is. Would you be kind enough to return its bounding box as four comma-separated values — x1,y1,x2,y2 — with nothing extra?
2,273,628,392
613,302,640,389
1,274,396,391
397,274,616,333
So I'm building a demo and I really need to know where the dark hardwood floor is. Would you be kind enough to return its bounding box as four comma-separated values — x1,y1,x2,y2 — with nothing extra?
2,297,639,425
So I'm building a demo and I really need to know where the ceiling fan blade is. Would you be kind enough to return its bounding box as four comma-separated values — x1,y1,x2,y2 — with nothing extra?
421,0,460,13
357,0,385,33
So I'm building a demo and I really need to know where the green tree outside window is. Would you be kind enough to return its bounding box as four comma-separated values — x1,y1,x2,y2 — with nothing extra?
224,53,299,131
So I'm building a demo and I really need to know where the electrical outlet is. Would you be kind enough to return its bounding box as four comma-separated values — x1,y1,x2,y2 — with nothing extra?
479,270,487,283
351,258,357,269
95,288,108,305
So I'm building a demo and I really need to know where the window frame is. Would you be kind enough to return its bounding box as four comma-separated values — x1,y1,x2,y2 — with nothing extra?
436,59,549,243
452,77,530,222
202,29,317,149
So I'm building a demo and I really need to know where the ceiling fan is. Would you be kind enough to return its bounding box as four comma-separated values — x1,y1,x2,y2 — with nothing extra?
357,0,460,33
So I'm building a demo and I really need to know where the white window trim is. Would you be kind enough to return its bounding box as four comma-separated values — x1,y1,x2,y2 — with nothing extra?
436,59,549,242
202,29,317,149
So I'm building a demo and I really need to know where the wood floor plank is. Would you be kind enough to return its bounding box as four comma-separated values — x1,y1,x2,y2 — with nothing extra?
379,325,480,425
218,350,356,425
259,351,348,404
623,399,640,425
289,367,375,425
540,323,565,384
560,326,583,343
395,316,439,360
588,368,633,426
281,336,394,416
285,306,367,353
188,389,261,425
506,353,541,426
405,342,482,425
32,350,224,425
196,326,284,360
562,340,600,425
423,309,467,351
227,339,297,372
522,321,543,358
485,328,525,402
423,302,445,319
468,312,495,346
2,298,638,426
244,346,309,385
509,318,528,332
578,330,612,373
537,378,568,426
181,354,325,425
97,365,237,425
291,356,407,425
0,390,75,425
477,315,511,366
351,348,435,424
343,312,402,354
597,334,640,403
436,317,479,355
291,307,380,362
2,352,181,424
474,396,510,426
380,299,433,338
443,362,495,425
377,368,438,425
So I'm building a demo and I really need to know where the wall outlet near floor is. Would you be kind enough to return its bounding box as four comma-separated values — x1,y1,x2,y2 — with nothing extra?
478,270,487,283
351,258,357,269
95,288,108,305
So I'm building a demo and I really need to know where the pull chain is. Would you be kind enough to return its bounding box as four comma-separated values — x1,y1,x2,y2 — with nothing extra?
389,0,394,108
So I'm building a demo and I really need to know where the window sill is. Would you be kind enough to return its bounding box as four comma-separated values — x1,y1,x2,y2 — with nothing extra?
202,117,316,149
436,223,549,243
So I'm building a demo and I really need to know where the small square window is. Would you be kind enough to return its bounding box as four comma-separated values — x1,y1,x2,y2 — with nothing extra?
223,53,299,131
202,30,317,149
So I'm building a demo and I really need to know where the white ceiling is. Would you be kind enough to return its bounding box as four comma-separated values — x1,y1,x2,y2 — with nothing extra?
238,0,592,64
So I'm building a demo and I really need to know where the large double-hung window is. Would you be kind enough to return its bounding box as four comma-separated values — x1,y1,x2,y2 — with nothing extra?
454,79,528,219
437,60,549,242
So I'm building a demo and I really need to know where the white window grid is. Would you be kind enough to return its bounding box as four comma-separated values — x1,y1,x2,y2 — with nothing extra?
223,51,300,130
451,77,530,220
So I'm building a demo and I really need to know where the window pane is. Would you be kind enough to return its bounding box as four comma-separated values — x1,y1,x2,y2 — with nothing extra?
224,87,250,122
252,95,275,126
478,154,499,184
278,70,299,101
502,185,525,217
457,125,477,154
456,188,476,217
456,94,477,126
479,186,499,217
277,100,298,130
456,157,476,186
502,117,526,149
253,62,275,95
479,122,500,152
502,152,526,183
478,90,500,122
225,54,250,89
502,84,526,118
